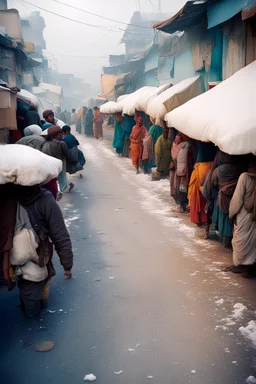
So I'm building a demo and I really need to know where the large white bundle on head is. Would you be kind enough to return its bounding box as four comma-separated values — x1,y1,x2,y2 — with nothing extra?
147,76,202,124
120,86,154,116
135,83,172,113
165,61,256,155
100,101,120,115
0,144,62,186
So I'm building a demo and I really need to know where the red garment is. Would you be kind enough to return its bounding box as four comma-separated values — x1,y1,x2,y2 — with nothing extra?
42,178,58,200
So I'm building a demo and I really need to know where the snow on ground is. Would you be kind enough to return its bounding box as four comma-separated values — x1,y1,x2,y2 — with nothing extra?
246,376,256,384
239,321,256,349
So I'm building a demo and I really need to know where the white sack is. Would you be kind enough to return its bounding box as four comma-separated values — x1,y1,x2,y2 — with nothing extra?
121,86,155,116
17,261,48,282
117,94,129,102
0,144,62,186
165,61,256,155
100,101,120,115
135,83,172,113
10,228,39,266
147,76,202,124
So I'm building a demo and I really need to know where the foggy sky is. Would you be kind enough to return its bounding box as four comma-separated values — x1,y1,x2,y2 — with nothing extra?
9,0,186,92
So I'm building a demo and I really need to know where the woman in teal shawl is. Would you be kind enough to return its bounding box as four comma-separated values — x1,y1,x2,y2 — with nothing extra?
85,109,94,136
112,113,124,156
123,114,135,158
148,120,163,145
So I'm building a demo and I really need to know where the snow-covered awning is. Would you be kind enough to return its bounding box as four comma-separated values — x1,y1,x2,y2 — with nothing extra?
146,76,203,124
120,86,155,116
165,61,256,155
135,82,172,113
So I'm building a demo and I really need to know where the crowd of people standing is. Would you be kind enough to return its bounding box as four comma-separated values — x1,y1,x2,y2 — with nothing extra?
109,111,256,278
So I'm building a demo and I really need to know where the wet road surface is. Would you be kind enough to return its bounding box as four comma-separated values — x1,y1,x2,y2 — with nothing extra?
0,131,256,384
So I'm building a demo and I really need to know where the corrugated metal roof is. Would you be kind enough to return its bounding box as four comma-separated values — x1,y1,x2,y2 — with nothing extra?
153,0,218,34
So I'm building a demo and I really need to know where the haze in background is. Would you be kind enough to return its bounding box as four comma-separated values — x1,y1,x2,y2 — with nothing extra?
8,0,186,93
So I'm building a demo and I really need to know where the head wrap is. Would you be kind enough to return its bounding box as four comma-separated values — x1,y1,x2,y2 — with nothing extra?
43,109,54,119
24,125,42,137
47,125,62,137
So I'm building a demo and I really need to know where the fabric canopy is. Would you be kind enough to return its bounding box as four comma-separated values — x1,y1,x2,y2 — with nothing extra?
135,82,172,113
165,61,256,155
146,76,203,124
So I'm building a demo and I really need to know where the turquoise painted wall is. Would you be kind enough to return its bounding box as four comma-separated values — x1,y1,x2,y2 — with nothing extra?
173,49,196,83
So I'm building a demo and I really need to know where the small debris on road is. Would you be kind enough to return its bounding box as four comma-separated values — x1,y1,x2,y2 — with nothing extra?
114,371,123,375
34,341,55,352
147,376,153,379
94,277,101,282
83,373,97,381
191,370,196,374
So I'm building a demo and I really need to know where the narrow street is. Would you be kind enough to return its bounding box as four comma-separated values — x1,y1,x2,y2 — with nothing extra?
0,133,256,384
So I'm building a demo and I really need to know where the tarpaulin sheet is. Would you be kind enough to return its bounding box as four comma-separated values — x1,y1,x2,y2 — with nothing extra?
165,61,256,155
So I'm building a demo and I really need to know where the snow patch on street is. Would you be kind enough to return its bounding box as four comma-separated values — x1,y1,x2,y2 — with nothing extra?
239,321,256,349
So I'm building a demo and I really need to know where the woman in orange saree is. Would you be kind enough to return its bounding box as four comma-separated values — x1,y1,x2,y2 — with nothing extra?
130,117,147,174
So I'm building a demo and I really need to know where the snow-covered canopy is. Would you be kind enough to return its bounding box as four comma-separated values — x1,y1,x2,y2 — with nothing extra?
165,61,256,155
17,89,39,108
0,144,62,186
146,76,202,124
120,86,155,116
135,83,172,113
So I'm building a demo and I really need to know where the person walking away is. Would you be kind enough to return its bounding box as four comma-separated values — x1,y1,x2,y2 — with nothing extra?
42,126,74,197
170,133,183,201
0,183,73,317
93,106,104,139
76,107,83,133
123,114,135,158
112,113,124,156
25,106,42,127
188,142,217,227
62,125,85,174
175,134,195,212
85,109,94,136
154,127,172,179
71,109,77,126
59,110,66,124
16,127,58,199
229,155,256,277
130,117,147,174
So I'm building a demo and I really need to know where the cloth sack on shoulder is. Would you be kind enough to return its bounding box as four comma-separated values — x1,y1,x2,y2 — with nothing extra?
10,203,39,266
176,142,189,177
16,261,48,282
